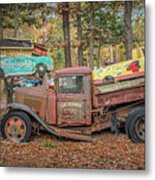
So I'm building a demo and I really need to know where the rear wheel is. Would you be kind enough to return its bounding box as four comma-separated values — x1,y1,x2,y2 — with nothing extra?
126,107,145,143
0,111,32,143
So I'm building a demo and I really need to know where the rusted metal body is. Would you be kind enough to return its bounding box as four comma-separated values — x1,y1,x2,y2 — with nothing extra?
93,77,144,108
11,66,144,141
15,86,48,120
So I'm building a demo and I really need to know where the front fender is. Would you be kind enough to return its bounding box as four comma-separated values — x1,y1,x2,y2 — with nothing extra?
7,103,58,137
6,103,92,142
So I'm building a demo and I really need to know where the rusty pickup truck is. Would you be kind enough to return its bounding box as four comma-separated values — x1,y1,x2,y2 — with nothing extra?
0,66,145,143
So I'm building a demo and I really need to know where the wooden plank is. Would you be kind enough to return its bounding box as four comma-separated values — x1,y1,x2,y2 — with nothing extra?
96,78,144,94
0,47,33,57
0,47,33,50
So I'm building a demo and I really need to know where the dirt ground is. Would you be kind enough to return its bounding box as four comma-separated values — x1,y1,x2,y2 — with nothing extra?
0,132,145,170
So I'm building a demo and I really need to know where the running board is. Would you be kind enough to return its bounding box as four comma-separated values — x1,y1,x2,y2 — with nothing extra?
49,126,92,142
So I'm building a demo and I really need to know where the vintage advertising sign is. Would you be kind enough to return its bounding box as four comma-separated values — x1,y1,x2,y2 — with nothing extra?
0,56,53,77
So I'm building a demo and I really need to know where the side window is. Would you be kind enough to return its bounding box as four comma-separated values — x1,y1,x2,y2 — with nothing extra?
58,76,83,94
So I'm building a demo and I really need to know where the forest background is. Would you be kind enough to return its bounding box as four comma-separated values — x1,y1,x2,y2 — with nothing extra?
0,0,144,70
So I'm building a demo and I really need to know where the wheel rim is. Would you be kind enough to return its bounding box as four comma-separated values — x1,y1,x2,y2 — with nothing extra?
135,117,145,141
5,116,26,142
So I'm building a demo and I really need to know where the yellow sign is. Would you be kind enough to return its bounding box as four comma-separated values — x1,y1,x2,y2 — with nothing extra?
93,57,144,81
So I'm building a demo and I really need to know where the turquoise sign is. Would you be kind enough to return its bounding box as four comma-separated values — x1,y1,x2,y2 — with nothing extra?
0,56,53,77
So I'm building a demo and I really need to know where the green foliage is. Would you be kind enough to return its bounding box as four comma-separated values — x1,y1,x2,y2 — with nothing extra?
0,1,144,67
1,4,15,29
81,2,124,45
51,50,65,69
132,1,144,46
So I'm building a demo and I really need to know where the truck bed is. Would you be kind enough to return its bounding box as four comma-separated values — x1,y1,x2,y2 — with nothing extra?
93,77,144,108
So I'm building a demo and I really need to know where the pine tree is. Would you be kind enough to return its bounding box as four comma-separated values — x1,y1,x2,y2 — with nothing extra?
62,2,71,67
124,1,133,60
77,3,83,66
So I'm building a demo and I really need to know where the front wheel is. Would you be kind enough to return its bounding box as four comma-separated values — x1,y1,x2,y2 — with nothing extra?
0,111,32,143
126,107,145,143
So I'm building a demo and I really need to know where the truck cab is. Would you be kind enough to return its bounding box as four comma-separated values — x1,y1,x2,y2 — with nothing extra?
14,67,93,128
52,67,92,127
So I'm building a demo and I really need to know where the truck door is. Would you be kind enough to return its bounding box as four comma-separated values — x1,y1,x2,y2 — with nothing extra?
57,75,92,127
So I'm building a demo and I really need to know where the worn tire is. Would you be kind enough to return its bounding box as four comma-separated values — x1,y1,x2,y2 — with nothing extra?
126,107,145,143
35,64,47,78
0,68,4,79
102,76,115,85
0,111,32,143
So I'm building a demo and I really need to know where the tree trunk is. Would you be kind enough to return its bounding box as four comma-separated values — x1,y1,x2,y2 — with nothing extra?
89,2,94,69
97,39,101,68
77,3,83,66
42,10,47,44
101,46,105,67
13,4,19,38
97,2,103,68
110,45,114,64
124,1,132,60
62,2,71,67
0,27,3,39
113,45,118,64
115,45,118,63
0,9,3,39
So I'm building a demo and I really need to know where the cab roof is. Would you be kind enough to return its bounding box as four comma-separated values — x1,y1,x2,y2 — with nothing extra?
53,66,92,77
